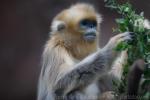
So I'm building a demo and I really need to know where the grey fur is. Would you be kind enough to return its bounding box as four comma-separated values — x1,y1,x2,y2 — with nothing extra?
37,32,132,100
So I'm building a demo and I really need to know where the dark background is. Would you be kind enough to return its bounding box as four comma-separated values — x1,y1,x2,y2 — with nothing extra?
0,0,149,100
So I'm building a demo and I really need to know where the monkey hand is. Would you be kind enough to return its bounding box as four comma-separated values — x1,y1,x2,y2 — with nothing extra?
102,32,134,64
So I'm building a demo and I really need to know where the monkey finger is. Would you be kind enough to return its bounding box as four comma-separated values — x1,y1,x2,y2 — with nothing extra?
113,32,134,41
117,36,132,44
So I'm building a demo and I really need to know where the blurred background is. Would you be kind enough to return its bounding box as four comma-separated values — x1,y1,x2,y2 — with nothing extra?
0,0,149,100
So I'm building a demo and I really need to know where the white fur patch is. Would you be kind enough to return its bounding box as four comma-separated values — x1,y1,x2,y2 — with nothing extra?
64,54,75,66
110,52,127,80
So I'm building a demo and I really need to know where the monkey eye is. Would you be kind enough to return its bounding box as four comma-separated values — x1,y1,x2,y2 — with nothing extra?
80,19,97,28
80,19,89,26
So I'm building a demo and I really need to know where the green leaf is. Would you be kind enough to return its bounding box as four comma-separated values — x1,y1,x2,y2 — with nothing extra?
143,92,150,100
116,18,126,24
115,41,129,51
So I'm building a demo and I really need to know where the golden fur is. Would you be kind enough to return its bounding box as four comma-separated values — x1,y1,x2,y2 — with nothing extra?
50,3,102,60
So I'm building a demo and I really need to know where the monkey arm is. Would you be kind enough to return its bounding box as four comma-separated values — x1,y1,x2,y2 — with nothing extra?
109,51,128,81
37,32,133,100
96,51,128,94
53,48,112,97
53,32,133,97
38,45,110,99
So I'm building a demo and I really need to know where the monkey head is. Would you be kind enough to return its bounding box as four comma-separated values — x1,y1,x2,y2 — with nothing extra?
51,3,102,43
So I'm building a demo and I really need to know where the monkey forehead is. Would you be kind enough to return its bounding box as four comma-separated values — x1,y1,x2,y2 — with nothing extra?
53,3,102,30
68,9,97,20
68,3,97,20
63,11,97,30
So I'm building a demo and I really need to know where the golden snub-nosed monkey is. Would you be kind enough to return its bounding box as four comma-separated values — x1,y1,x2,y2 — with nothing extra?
37,3,134,100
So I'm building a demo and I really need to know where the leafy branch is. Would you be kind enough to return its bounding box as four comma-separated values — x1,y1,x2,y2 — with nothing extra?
104,0,150,99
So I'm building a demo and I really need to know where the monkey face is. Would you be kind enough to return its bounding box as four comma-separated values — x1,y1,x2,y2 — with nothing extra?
79,19,98,42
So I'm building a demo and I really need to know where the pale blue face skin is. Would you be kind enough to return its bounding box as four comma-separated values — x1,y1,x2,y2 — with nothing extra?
80,19,97,42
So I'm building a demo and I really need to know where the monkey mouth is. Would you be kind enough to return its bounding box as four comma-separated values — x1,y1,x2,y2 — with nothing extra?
83,33,96,41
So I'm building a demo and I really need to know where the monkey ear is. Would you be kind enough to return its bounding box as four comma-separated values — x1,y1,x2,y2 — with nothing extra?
57,23,66,31
51,20,66,32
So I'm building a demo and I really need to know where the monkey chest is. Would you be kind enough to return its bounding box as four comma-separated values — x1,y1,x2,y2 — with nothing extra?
67,82,100,100
83,82,100,99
